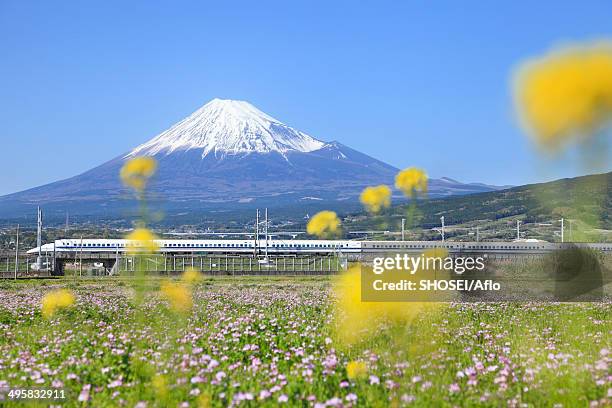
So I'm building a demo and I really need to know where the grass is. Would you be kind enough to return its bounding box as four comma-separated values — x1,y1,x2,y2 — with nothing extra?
0,276,609,407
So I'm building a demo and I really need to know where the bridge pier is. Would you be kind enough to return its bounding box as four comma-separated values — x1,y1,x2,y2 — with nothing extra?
52,258,65,276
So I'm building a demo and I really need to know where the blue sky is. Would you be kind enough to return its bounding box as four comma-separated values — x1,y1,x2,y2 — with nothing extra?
0,1,610,195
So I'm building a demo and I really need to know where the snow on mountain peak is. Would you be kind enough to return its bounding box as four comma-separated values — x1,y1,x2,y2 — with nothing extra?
127,98,326,158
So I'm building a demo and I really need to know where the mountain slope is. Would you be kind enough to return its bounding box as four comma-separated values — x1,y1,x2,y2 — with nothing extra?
344,172,611,242
0,99,505,220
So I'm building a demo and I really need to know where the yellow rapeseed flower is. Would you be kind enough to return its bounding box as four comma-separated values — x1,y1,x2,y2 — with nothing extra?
125,228,159,255
346,361,367,379
395,168,428,198
333,263,441,346
41,289,76,318
152,375,168,399
307,211,341,238
120,156,157,192
160,281,193,313
197,393,212,408
514,42,612,150
360,185,392,214
182,267,203,284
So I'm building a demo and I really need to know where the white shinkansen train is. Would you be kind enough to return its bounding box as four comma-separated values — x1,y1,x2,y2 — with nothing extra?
27,238,362,255
26,238,612,256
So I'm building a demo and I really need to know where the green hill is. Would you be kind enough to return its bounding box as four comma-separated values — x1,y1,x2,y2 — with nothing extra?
344,172,611,242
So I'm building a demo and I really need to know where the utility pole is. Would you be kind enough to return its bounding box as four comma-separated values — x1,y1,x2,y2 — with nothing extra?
516,220,522,240
476,226,480,242
65,211,69,235
264,208,269,259
37,207,43,270
401,218,405,241
14,224,19,280
560,218,564,243
255,209,259,257
440,216,445,242
52,241,56,276
79,235,83,277
568,219,573,242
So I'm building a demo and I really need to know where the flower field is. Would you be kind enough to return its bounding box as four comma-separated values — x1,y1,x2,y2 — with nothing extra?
0,277,610,407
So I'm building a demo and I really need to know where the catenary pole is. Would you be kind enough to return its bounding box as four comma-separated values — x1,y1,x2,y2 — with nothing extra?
14,224,19,280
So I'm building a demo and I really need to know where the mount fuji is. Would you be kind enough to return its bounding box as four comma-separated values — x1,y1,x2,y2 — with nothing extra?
0,99,505,221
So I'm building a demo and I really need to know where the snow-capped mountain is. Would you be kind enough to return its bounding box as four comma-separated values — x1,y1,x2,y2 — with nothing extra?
0,99,506,221
128,99,325,158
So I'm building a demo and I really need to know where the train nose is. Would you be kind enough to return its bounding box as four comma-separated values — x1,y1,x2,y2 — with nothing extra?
27,243,54,254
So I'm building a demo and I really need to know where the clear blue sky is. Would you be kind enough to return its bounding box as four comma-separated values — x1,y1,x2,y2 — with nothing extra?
1,1,610,195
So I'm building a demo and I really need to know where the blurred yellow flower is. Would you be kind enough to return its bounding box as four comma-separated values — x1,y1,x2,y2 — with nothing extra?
197,393,212,408
152,375,168,399
514,42,612,150
120,156,157,192
125,228,159,255
360,185,392,213
307,210,341,238
395,168,428,198
160,281,193,313
346,361,367,379
333,263,441,346
41,289,76,318
182,267,203,284
422,247,449,263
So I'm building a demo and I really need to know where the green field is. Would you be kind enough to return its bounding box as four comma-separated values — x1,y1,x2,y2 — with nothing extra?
0,277,610,407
